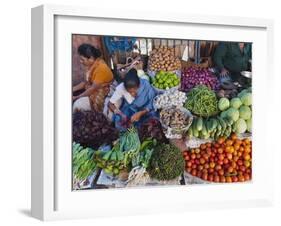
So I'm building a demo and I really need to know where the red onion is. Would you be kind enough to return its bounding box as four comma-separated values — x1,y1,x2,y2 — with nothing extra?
181,67,219,92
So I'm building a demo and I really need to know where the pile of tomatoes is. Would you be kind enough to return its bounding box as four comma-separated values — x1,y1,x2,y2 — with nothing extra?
183,134,252,183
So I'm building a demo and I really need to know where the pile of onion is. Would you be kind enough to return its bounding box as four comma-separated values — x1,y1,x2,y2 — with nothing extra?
181,67,219,92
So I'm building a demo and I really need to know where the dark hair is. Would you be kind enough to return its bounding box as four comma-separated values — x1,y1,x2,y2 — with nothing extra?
124,68,140,90
78,43,101,59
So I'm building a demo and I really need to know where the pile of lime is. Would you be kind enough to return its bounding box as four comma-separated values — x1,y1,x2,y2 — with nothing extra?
151,71,180,90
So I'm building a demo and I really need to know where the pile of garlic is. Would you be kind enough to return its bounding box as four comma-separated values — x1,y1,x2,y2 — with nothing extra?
154,89,187,110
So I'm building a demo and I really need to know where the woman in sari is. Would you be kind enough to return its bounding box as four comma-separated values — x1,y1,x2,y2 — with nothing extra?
108,69,157,130
73,44,113,112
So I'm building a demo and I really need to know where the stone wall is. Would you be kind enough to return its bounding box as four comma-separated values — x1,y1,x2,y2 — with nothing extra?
72,35,102,85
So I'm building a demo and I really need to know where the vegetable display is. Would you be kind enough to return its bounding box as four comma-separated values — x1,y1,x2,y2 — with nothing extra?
151,71,180,90
160,107,193,137
73,110,119,149
183,134,252,183
73,142,96,181
153,89,187,110
181,67,219,92
148,143,185,181
184,85,219,117
148,46,181,72
119,127,141,167
219,88,252,134
216,80,238,99
218,97,230,111
126,139,155,186
72,55,253,188
138,118,169,143
230,97,242,109
93,143,125,176
187,116,234,140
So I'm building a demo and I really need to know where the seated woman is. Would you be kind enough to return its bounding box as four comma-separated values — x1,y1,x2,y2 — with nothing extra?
108,68,157,130
73,44,114,112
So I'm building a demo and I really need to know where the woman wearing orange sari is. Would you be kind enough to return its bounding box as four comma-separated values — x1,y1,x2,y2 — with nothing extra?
73,44,114,112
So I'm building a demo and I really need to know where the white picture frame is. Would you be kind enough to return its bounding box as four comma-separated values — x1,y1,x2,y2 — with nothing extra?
31,4,274,221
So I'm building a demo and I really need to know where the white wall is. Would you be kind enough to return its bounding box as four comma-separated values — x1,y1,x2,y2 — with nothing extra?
0,0,280,225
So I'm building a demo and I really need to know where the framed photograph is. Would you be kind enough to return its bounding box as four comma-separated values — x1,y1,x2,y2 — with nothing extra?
31,4,274,221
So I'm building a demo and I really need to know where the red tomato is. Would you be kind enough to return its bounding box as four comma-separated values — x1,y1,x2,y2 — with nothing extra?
218,169,224,176
186,161,192,167
214,175,220,183
226,153,233,160
227,166,234,173
202,173,208,181
220,176,226,183
226,176,232,183
238,175,245,182
208,174,214,182
191,169,197,176
232,176,238,182
223,158,229,164
210,162,215,168
197,165,204,171
199,158,205,165
215,165,222,171
218,154,224,161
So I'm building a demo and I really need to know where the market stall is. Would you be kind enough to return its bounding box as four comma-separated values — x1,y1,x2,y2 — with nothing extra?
72,37,252,189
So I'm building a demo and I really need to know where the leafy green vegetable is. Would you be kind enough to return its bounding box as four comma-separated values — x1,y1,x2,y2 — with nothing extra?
246,118,252,132
234,118,247,134
239,106,252,120
218,97,230,111
230,97,242,109
120,127,141,167
225,107,240,122
240,92,252,106
73,142,97,181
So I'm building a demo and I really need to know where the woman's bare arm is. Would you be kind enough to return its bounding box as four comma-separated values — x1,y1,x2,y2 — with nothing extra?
74,83,98,99
73,81,112,100
73,81,86,92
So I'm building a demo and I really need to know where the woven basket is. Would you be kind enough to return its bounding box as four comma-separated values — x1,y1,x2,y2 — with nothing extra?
181,58,210,70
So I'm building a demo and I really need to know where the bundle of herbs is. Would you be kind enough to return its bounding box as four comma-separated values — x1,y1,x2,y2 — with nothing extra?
147,143,185,181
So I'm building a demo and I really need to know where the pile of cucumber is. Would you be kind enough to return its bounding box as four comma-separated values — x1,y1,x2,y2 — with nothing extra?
187,116,234,140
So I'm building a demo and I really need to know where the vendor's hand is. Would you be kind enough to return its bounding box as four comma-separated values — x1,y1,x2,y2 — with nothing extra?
220,68,229,77
114,108,123,115
130,112,143,123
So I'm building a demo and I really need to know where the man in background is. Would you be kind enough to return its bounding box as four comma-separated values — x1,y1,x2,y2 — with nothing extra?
213,42,251,84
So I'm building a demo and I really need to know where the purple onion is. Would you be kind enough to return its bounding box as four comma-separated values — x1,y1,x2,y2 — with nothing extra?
181,67,219,92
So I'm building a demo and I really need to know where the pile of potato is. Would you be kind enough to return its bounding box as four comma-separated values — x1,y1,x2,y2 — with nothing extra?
148,46,181,72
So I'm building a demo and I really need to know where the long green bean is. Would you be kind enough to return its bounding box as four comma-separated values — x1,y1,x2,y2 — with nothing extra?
184,85,218,117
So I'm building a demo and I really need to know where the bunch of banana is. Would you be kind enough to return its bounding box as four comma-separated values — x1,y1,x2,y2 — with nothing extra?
94,144,125,176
